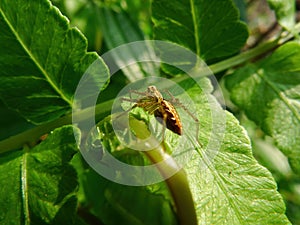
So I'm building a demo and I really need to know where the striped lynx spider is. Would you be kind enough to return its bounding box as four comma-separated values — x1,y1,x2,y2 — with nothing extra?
121,85,199,137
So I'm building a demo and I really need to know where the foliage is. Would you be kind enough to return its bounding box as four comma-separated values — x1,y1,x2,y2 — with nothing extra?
0,0,299,224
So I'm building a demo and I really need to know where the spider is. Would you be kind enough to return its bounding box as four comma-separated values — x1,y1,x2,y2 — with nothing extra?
121,85,199,137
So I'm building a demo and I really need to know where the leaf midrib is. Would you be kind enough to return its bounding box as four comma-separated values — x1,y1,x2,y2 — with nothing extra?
21,152,30,225
199,148,246,224
188,114,245,223
106,191,145,225
0,7,72,106
190,0,200,56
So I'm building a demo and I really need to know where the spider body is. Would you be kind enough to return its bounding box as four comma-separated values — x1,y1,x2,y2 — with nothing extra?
129,86,183,135
153,99,182,135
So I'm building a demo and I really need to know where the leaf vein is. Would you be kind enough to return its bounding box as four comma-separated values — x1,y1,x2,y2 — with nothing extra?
0,6,72,106
258,71,300,123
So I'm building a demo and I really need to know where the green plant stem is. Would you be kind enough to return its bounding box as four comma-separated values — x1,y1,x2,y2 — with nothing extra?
21,145,30,225
171,40,279,84
129,117,197,225
209,23,300,74
147,150,198,225
210,40,279,73
0,99,114,153
0,28,297,153
174,25,300,84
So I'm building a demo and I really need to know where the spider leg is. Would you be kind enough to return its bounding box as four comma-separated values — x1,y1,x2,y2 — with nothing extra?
178,102,201,146
136,102,167,143
129,89,148,96
161,110,167,142
121,97,138,103
163,89,199,121
114,103,138,120
142,102,160,114
163,89,176,101
120,87,150,105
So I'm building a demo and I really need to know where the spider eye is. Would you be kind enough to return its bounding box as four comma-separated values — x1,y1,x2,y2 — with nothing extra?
148,86,155,91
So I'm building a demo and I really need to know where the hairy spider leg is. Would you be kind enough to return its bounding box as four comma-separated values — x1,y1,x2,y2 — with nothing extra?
129,89,149,97
118,86,190,145
135,97,167,137
120,95,168,141
164,90,199,122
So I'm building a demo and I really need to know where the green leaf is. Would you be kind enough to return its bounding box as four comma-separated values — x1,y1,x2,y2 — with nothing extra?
232,0,247,22
160,80,286,223
81,78,290,224
186,107,290,224
225,42,300,174
0,0,109,124
57,1,104,52
100,7,145,49
152,0,248,62
267,0,295,31
173,81,289,224
99,7,159,82
0,100,33,140
0,126,79,225
75,159,177,225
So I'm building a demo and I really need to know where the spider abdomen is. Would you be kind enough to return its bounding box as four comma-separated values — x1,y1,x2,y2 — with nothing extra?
154,100,182,135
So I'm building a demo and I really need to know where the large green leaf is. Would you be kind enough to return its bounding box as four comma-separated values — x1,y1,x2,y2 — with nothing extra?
81,78,290,224
181,83,289,224
0,126,80,225
0,0,109,124
99,7,159,82
152,0,248,62
74,114,178,225
0,100,33,140
192,115,289,223
225,42,300,174
75,166,177,225
188,110,289,223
